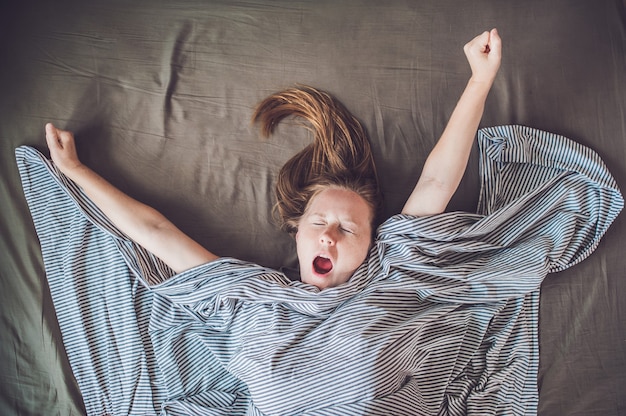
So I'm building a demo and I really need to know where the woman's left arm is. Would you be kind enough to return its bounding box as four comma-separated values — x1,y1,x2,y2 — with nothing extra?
402,29,502,216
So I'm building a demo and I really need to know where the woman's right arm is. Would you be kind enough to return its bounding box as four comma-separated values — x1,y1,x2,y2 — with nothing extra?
45,123,219,273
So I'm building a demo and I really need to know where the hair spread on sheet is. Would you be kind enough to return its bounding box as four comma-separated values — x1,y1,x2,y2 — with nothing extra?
252,85,382,236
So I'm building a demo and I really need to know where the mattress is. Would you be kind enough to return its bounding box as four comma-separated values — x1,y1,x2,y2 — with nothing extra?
1,0,625,414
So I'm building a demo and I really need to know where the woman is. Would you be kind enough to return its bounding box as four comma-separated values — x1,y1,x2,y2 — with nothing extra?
22,28,621,414
45,29,502,290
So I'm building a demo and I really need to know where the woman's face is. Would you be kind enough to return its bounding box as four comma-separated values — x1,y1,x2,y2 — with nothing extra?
296,187,373,290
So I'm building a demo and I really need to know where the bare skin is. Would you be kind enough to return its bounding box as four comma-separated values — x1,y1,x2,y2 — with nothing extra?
45,28,502,287
296,187,373,290
45,123,219,274
402,28,501,216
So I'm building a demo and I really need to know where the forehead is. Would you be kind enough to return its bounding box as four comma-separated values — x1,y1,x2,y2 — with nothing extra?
305,187,373,224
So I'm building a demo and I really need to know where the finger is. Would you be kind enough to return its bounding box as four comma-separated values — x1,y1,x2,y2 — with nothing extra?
48,124,75,146
45,123,61,148
464,30,490,55
476,30,490,45
480,30,492,53
488,28,502,57
45,122,56,137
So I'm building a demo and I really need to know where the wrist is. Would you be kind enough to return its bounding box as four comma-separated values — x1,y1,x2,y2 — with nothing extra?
467,76,495,89
60,161,88,181
466,77,495,98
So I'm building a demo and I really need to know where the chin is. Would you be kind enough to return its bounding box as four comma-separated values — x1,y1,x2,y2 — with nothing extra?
303,273,349,291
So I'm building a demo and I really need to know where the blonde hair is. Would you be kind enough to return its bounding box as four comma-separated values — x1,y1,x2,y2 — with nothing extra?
253,85,382,236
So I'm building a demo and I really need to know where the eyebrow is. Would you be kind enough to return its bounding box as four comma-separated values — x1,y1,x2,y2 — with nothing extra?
309,213,359,228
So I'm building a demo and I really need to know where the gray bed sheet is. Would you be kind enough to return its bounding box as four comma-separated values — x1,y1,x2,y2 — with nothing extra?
1,0,624,414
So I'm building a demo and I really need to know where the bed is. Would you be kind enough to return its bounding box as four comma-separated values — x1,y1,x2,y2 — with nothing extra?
1,0,625,415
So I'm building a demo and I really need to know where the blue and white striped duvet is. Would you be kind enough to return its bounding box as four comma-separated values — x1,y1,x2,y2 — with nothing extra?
16,125,623,415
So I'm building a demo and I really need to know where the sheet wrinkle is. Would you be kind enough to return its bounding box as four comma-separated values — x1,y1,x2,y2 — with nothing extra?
162,22,195,138
15,125,623,415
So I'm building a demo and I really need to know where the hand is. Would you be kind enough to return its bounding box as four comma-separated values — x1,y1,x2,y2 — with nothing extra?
463,28,502,85
45,123,83,175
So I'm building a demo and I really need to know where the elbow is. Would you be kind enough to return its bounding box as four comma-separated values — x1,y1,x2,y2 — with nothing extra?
401,177,454,217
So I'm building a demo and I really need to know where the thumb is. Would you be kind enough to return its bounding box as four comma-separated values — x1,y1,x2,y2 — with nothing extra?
45,123,61,148
487,28,502,58
45,122,57,137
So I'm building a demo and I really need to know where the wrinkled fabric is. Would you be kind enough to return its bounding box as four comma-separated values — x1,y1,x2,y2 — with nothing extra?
16,125,623,415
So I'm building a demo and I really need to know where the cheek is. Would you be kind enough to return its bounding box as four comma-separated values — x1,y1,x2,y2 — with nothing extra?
295,229,314,259
348,238,371,266
295,228,313,248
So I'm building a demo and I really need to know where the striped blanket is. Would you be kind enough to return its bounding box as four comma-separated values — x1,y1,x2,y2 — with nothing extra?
16,126,623,415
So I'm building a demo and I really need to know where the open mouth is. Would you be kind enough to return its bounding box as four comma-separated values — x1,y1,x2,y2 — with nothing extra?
313,255,333,275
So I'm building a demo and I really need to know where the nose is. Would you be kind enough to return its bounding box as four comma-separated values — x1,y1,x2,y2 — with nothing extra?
320,227,337,246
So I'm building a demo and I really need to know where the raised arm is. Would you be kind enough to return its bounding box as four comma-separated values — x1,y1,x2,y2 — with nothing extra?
45,123,219,273
402,29,502,216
